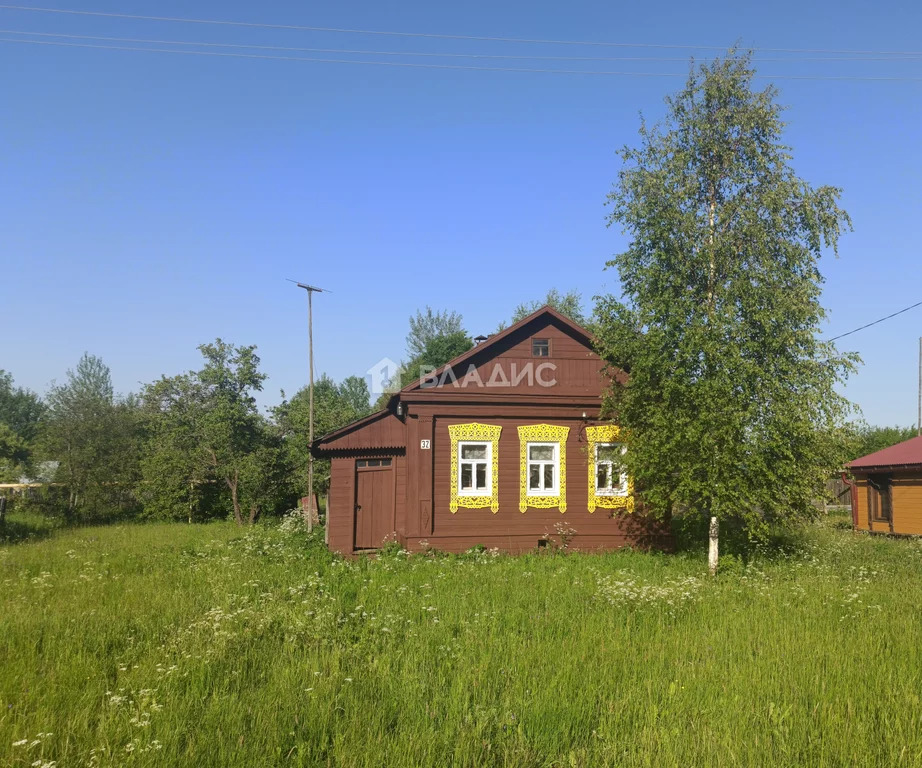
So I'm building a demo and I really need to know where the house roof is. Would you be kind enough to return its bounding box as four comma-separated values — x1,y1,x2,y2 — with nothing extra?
849,435,922,471
312,306,610,454
312,407,405,453
400,304,595,394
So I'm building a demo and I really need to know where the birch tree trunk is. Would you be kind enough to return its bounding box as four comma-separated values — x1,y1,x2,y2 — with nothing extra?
708,516,719,576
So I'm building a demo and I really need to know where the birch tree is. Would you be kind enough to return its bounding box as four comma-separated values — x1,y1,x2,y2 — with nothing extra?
596,51,857,553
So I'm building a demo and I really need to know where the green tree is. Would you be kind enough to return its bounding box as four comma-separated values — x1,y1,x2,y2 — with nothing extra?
406,307,464,359
596,51,856,549
374,330,473,409
275,374,372,497
0,371,45,480
140,340,289,524
42,354,141,520
846,423,918,462
510,289,588,327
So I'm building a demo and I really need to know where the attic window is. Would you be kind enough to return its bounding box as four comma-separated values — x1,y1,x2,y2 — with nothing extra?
532,338,550,357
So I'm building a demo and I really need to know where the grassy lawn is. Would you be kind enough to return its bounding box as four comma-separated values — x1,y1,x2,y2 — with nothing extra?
2,513,921,767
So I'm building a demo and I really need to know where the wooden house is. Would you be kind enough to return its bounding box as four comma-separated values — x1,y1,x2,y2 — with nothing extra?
849,435,922,535
312,306,666,554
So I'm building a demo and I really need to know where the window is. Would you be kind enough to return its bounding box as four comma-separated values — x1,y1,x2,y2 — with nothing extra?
356,458,392,468
527,442,559,495
595,443,627,496
868,475,892,522
532,338,550,357
458,441,491,496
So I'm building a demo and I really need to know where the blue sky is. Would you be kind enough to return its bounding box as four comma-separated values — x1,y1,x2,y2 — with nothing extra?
1,0,920,426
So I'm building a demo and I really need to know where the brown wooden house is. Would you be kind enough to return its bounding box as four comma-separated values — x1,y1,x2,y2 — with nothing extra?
312,306,665,554
849,435,922,535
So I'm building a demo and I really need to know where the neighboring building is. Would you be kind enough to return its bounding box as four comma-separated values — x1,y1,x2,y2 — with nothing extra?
848,435,922,534
312,306,668,554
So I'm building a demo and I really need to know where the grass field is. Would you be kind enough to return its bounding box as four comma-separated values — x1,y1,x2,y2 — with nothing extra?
2,513,921,767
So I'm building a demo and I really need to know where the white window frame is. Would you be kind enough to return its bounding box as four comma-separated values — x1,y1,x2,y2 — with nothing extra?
457,440,491,497
526,441,559,496
595,443,627,497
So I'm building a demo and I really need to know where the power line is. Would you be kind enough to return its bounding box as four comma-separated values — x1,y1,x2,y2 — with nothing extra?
3,29,922,63
2,4,922,56
827,300,922,342
5,37,922,81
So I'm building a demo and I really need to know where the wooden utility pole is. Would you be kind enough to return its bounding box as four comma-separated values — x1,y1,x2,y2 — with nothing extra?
291,281,327,530
918,336,921,436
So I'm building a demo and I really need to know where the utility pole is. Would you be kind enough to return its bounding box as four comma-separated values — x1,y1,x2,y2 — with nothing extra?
290,280,328,530
918,336,921,437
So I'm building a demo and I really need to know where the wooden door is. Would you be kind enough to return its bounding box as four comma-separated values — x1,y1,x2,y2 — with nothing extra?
354,459,395,550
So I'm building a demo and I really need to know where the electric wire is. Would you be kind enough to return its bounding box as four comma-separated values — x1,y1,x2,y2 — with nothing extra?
2,28,922,63
4,37,922,81
1,4,921,57
827,300,922,342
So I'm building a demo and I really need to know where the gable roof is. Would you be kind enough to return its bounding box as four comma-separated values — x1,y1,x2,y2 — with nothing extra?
312,408,405,453
849,435,922,470
400,305,596,394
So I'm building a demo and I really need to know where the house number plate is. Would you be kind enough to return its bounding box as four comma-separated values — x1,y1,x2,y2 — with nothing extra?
420,439,431,449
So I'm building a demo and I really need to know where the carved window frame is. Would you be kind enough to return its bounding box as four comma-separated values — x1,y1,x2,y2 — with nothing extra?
586,425,634,513
517,424,569,512
448,423,502,513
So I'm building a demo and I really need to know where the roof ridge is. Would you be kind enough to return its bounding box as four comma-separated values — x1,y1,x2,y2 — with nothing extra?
400,305,592,394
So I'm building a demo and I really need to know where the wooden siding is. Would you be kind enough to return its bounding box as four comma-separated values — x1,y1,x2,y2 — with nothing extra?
315,410,406,452
405,315,617,400
327,457,355,553
853,472,922,535
329,404,667,555
318,308,665,555
327,454,407,554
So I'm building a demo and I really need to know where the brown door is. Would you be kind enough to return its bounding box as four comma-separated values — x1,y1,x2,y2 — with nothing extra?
354,459,395,550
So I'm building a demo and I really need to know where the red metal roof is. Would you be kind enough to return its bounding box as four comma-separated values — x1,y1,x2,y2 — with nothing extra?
849,435,922,470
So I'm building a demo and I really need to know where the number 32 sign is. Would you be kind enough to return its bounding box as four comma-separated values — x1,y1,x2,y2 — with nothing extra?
420,439,431,450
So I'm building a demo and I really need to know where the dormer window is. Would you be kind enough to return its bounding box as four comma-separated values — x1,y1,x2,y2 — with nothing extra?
532,338,550,357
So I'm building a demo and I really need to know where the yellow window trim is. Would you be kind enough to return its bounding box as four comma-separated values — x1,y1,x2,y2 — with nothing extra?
518,424,570,513
448,423,502,513
586,425,634,513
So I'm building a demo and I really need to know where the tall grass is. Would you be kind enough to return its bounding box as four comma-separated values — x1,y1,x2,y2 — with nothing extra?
2,512,921,767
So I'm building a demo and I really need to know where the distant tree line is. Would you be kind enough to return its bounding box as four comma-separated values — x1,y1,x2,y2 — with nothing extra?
0,292,585,526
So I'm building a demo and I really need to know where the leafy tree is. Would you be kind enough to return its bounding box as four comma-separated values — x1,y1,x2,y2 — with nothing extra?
140,340,289,524
275,375,372,497
41,354,140,520
374,330,473,409
846,423,918,462
0,371,45,480
596,51,856,549
405,331,474,385
511,289,588,327
406,307,464,359
338,375,372,415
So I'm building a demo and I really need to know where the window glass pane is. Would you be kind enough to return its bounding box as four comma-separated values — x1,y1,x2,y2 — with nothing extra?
460,464,473,490
356,460,367,468
475,463,487,489
529,444,554,461
597,464,609,489
532,338,549,357
529,465,540,489
367,459,380,467
597,444,622,463
544,464,555,488
462,444,487,460
381,458,392,466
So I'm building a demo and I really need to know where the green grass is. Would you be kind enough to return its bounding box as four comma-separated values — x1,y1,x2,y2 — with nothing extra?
2,513,922,767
